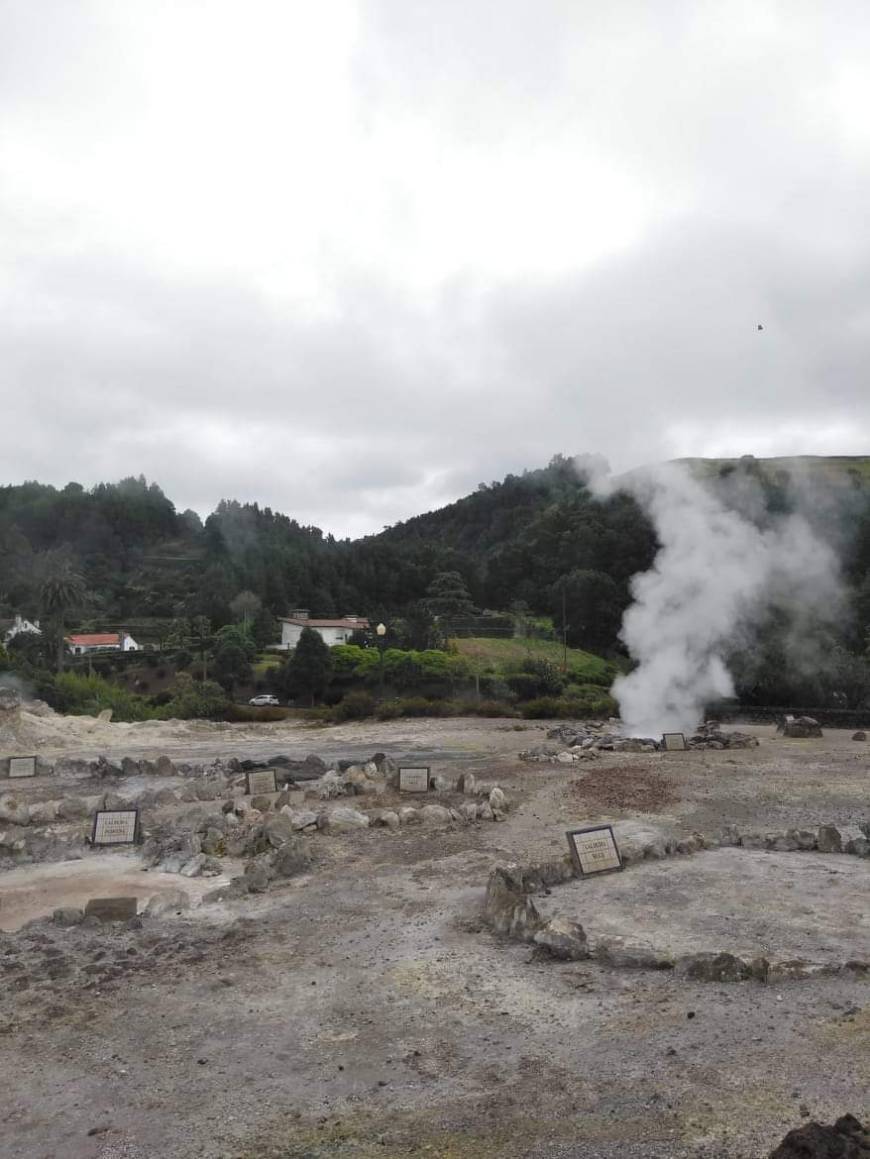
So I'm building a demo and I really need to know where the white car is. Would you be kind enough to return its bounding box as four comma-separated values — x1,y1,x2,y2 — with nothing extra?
248,694,280,707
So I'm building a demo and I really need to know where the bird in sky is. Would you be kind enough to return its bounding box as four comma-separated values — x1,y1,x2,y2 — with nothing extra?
757,323,764,330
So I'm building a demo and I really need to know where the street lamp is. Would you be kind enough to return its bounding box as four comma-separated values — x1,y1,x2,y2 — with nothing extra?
376,622,387,699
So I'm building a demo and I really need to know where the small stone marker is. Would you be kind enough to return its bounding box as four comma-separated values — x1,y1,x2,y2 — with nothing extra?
662,732,687,751
398,766,430,793
91,809,139,845
246,768,277,795
8,755,37,778
84,896,138,922
566,824,623,876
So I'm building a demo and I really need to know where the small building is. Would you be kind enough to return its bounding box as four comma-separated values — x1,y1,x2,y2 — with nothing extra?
278,610,369,649
3,615,42,645
66,631,141,656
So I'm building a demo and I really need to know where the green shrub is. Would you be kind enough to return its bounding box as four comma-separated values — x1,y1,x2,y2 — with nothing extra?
520,658,565,693
388,696,426,717
505,673,544,700
52,672,155,722
330,644,380,681
157,673,228,720
332,690,377,721
520,690,617,719
519,696,562,719
467,699,517,717
479,676,513,700
398,696,454,717
375,699,402,720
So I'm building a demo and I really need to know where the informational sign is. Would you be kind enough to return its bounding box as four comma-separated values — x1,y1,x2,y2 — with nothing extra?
8,755,37,778
662,732,688,751
566,824,623,876
92,809,139,845
398,766,430,793
246,768,278,795
84,896,138,921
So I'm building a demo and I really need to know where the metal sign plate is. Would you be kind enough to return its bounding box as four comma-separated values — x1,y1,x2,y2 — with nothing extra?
566,824,623,876
398,766,430,792
92,810,140,845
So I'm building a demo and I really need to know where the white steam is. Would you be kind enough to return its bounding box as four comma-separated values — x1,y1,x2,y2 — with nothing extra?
584,460,842,737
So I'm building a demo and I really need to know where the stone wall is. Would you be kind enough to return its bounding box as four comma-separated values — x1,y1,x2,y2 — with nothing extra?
483,824,870,980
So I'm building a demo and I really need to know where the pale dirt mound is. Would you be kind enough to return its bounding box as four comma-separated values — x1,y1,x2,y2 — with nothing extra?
0,698,299,755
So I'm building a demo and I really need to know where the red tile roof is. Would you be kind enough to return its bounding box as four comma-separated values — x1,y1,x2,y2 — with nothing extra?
279,617,370,630
66,633,121,647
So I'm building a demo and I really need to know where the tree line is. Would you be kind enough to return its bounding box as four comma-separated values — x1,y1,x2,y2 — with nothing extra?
3,457,870,708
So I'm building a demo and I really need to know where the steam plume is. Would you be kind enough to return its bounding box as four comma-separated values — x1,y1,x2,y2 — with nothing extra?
583,460,842,736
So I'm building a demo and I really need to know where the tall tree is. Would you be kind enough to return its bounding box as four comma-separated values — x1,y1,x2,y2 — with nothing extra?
251,604,280,649
552,569,625,652
212,641,254,696
279,626,333,706
424,571,477,618
38,550,87,672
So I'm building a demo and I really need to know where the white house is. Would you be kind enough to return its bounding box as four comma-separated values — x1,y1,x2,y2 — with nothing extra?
3,615,42,645
278,610,369,649
66,631,141,655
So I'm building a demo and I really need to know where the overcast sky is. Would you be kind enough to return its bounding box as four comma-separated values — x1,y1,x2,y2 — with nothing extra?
3,1,870,538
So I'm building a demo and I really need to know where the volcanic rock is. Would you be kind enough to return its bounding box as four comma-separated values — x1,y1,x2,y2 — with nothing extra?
816,825,843,854
144,889,191,917
273,840,311,877
778,715,823,738
533,916,589,961
768,1114,870,1158
0,795,30,826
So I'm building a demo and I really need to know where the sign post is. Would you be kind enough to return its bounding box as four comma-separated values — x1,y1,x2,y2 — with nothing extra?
565,824,623,876
662,732,688,751
246,768,278,795
8,756,37,779
398,766,430,793
92,809,140,846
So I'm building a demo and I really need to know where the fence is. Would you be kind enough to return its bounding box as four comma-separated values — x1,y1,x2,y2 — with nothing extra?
711,704,870,729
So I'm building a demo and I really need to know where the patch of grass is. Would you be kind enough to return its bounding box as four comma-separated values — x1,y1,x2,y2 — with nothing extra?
452,636,618,686
253,653,283,676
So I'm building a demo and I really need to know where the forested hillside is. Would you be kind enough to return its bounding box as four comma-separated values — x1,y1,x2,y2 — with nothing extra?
0,460,659,647
3,456,870,701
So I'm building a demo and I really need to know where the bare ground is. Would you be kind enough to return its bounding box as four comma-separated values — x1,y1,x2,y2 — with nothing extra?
1,716,868,1158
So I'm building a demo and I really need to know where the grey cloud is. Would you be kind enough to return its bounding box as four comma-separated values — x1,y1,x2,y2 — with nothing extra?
2,2,870,537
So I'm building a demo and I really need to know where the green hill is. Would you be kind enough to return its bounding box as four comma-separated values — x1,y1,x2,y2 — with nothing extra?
3,454,870,676
677,454,870,487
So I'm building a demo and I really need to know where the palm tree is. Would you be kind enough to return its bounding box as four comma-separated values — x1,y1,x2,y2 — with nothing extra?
38,551,87,672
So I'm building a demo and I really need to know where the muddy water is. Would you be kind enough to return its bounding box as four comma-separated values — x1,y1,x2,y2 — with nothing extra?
0,853,235,931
